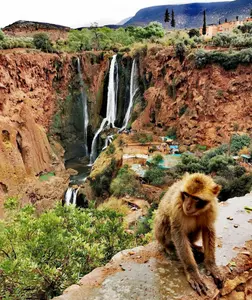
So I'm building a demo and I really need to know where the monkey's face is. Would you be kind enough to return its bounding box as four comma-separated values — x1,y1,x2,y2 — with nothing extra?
181,192,210,216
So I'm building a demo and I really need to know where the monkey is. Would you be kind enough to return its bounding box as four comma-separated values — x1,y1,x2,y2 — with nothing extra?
154,173,224,295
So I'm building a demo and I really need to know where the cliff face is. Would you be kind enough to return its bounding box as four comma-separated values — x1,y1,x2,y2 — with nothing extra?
0,50,110,203
133,46,252,147
1,46,252,202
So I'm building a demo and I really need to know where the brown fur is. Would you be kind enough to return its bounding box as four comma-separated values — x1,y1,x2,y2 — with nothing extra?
154,173,224,295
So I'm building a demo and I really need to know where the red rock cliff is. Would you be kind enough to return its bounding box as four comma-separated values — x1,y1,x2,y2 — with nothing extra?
133,46,252,147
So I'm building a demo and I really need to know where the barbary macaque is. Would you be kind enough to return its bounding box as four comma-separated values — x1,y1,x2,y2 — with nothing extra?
154,173,224,295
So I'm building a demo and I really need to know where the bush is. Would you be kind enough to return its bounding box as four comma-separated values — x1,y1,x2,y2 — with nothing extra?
110,165,141,197
0,202,133,299
188,28,200,38
144,166,165,185
106,143,115,155
133,132,153,144
0,30,5,41
175,41,186,63
195,48,252,70
151,154,163,165
90,158,116,197
33,33,53,52
230,134,251,154
208,155,234,173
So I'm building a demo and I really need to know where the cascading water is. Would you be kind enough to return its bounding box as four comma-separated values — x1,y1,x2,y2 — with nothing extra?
120,59,139,132
89,54,118,164
64,187,73,206
77,57,89,156
72,187,80,206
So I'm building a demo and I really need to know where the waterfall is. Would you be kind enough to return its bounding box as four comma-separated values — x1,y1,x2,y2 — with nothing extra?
120,59,139,132
77,57,89,156
72,187,80,206
102,134,114,150
89,54,118,164
64,187,73,206
64,187,80,206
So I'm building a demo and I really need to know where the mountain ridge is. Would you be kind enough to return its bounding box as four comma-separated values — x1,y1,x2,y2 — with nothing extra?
125,0,252,28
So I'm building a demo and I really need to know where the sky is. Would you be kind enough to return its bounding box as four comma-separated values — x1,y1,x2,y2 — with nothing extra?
1,0,233,28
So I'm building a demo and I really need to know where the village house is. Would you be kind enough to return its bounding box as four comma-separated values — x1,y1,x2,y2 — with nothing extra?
200,17,252,38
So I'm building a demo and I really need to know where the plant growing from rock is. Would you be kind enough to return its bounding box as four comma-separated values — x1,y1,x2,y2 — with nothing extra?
0,199,134,299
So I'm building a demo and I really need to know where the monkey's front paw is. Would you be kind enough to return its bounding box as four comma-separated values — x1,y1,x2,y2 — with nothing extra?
187,273,208,296
206,264,225,289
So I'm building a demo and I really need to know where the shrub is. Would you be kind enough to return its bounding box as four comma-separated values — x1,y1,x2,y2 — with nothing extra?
195,48,252,70
0,30,5,41
106,143,115,155
90,158,116,197
144,166,165,185
230,134,251,154
110,165,141,197
151,154,163,165
175,41,186,63
33,33,53,52
98,197,130,215
188,28,200,38
133,132,153,144
208,155,234,173
0,202,134,299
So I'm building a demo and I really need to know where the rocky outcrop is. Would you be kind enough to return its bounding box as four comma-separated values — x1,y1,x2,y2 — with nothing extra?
133,46,252,147
53,194,252,300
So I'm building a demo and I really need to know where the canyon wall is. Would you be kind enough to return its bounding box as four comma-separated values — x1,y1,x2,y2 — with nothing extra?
1,46,252,204
133,46,252,147
0,50,110,205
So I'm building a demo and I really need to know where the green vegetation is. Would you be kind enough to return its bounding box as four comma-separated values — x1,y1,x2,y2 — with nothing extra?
106,143,115,155
0,199,133,299
230,134,251,154
203,10,207,35
90,158,116,197
164,9,170,28
171,10,176,28
0,30,5,41
175,141,252,201
33,33,53,52
195,48,252,70
133,132,153,144
67,22,164,52
145,154,166,186
110,165,141,197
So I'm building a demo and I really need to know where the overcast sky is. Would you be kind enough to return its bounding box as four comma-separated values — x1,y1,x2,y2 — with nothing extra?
1,0,233,28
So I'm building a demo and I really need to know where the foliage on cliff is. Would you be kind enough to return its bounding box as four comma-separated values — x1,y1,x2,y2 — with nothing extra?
0,199,134,299
175,140,252,201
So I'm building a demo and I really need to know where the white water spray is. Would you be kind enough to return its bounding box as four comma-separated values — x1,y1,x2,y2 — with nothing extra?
120,59,139,132
89,54,118,164
77,57,89,156
65,187,73,206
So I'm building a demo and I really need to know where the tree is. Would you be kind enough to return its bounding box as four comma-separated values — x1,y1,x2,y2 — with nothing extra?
236,16,239,21
219,19,221,25
171,9,176,28
225,18,228,23
33,33,53,52
250,9,252,17
202,10,207,35
0,30,5,41
188,28,200,38
164,9,170,28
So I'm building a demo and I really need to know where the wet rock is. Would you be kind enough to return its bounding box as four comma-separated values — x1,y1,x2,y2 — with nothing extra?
53,194,252,300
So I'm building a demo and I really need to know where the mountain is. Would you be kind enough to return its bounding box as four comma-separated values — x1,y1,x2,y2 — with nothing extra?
117,17,132,25
125,0,252,28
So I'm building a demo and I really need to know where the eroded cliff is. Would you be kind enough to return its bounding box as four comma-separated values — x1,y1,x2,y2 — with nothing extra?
133,46,252,147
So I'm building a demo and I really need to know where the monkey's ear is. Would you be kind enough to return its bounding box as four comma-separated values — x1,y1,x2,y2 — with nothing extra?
212,184,221,195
